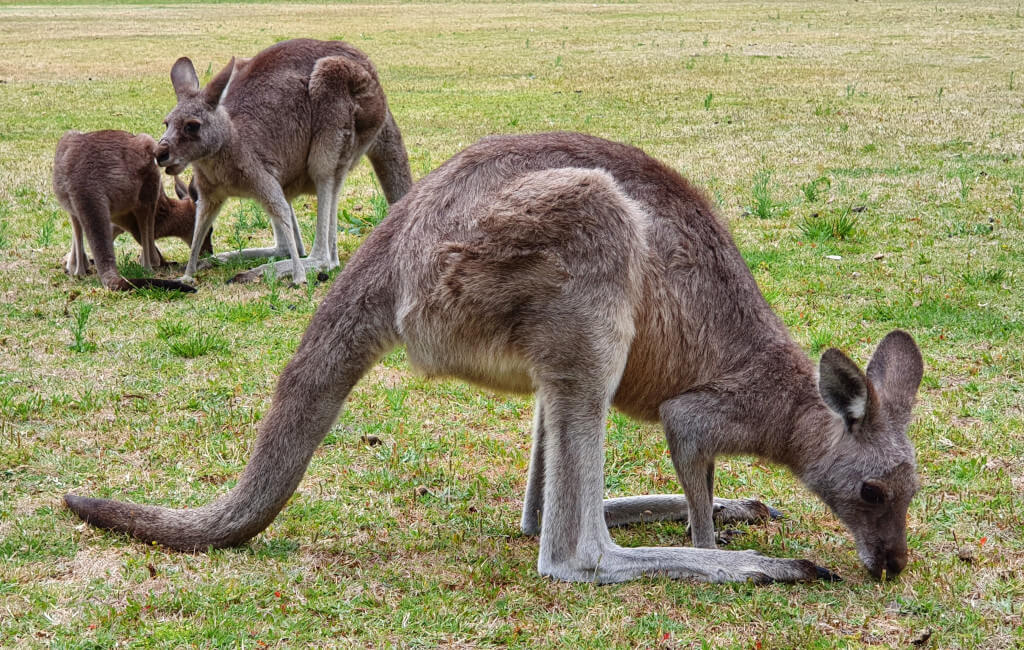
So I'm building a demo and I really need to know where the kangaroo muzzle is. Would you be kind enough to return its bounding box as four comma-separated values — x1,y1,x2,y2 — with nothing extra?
861,542,909,580
155,142,186,175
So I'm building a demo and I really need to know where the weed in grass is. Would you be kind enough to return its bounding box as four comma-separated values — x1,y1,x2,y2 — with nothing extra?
168,331,226,358
961,267,1006,287
845,83,857,98
814,103,834,117
117,250,147,280
1010,70,1016,91
956,166,974,202
747,168,786,219
946,219,995,236
1011,184,1022,213
342,182,390,235
702,34,709,46
808,329,833,355
0,216,10,250
798,209,858,242
703,92,713,110
68,302,96,353
264,265,283,307
156,320,189,340
369,181,389,224
937,86,945,100
760,285,780,306
231,201,271,251
800,176,830,202
684,56,696,70
35,212,57,247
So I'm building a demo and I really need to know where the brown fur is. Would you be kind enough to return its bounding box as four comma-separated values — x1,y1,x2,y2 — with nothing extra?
156,38,413,284
53,129,209,292
110,175,212,266
66,133,924,584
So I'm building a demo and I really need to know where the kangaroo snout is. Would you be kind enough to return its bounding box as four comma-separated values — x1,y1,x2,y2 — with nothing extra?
863,544,909,580
155,142,169,165
156,143,186,175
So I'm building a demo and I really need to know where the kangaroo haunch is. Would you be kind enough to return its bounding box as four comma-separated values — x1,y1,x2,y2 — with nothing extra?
54,129,210,293
66,132,924,584
155,38,413,285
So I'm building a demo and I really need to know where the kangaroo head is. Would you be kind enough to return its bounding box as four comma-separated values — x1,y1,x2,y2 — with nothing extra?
156,57,235,175
808,329,924,580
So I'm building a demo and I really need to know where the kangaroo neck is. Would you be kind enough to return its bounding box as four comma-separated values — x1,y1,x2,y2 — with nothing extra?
746,339,837,476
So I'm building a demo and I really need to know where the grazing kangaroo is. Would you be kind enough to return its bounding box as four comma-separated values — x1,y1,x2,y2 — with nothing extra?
155,38,413,285
54,129,210,293
65,133,924,584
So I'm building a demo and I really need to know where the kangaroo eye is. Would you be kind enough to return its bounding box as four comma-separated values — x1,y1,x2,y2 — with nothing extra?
184,120,201,135
860,482,886,505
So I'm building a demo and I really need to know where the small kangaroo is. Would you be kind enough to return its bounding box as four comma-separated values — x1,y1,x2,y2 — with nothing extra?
54,129,211,293
155,38,413,285
66,133,924,584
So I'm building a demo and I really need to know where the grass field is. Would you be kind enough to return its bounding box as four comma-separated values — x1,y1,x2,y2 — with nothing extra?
1,1,1022,647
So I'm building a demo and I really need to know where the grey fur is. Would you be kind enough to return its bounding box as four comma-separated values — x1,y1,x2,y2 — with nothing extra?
53,129,208,293
65,133,924,583
156,39,413,284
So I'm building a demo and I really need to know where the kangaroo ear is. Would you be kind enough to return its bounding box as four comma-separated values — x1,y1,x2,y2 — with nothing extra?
187,175,199,203
173,175,188,200
203,57,235,108
819,347,870,431
171,57,200,100
866,330,924,414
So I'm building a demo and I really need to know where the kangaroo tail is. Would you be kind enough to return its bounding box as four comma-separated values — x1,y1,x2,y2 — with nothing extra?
65,222,400,550
366,109,414,205
114,277,197,293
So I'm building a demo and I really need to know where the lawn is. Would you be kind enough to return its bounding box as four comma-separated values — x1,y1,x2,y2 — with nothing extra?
1,1,1022,647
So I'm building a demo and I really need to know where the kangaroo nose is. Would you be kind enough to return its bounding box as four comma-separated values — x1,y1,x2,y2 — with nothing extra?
155,144,170,166
886,553,908,577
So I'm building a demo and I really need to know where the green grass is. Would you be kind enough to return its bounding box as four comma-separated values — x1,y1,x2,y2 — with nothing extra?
1,1,1023,647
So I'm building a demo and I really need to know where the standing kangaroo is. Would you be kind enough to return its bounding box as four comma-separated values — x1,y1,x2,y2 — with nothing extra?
54,129,210,293
66,133,924,584
155,38,413,285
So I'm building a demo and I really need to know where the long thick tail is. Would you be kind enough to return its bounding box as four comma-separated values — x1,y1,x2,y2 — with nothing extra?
116,277,197,293
65,224,400,550
366,109,413,204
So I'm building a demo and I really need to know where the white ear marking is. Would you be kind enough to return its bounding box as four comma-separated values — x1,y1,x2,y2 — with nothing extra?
847,391,866,420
